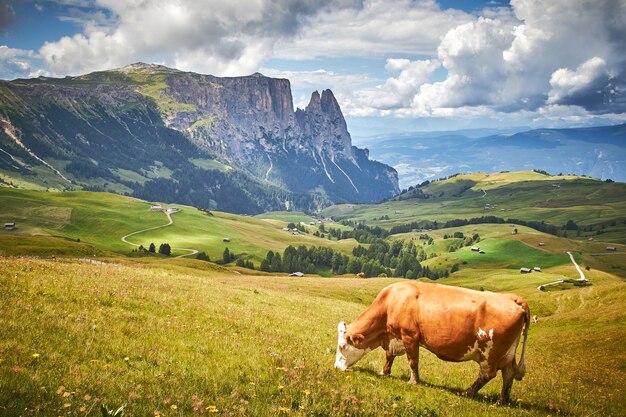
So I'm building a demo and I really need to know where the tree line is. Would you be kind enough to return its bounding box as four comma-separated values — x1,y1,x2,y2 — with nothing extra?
258,240,449,279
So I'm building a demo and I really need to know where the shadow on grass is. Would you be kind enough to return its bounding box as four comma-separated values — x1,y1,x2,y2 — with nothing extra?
350,367,569,415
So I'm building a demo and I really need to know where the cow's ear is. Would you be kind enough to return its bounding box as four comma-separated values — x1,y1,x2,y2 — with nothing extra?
349,333,365,346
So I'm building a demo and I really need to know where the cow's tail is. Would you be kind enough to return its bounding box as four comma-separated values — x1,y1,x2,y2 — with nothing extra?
513,299,530,381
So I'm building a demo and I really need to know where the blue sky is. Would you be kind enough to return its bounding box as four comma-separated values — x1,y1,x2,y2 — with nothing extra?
1,0,625,135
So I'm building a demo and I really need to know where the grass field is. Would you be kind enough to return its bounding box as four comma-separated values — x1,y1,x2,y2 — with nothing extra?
0,188,357,263
321,171,626,234
0,258,624,417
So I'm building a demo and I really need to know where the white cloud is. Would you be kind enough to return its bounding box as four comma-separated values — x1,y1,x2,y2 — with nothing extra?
274,0,473,59
39,0,363,77
548,57,608,104
0,46,48,79
347,0,626,120
355,58,440,111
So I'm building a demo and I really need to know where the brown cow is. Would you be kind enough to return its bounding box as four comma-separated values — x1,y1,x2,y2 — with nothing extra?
334,281,529,404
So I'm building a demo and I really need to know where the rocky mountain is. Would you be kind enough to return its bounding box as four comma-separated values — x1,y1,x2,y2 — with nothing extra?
0,63,398,213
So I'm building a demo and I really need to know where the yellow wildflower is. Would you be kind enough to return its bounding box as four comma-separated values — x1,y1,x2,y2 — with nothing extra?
170,404,177,410
304,390,311,396
32,353,40,358
278,406,290,413
206,405,219,413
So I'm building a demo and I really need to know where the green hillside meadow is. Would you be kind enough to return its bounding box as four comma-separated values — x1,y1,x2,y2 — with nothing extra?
1,258,624,417
1,171,625,416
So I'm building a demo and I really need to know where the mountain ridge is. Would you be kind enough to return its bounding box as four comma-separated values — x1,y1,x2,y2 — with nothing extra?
0,63,398,213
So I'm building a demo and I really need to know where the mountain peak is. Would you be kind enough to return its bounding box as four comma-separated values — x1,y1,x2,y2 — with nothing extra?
118,62,181,74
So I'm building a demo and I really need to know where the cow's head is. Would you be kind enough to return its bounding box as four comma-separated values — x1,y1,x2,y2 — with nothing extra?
334,321,370,371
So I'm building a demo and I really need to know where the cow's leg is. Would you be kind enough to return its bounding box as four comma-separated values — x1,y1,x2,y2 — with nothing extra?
463,362,496,398
402,336,420,384
380,350,395,376
498,364,515,405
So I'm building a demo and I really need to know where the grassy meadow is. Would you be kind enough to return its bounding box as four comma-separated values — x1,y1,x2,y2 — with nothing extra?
0,188,356,262
1,258,624,417
1,171,625,416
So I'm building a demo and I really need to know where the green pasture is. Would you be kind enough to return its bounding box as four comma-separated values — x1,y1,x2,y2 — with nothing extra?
1,258,624,417
322,172,626,231
447,239,574,270
0,188,358,263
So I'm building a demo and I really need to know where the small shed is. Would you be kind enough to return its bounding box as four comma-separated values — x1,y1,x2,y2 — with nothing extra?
289,272,304,277
520,267,532,274
533,267,542,272
282,227,290,231
607,246,617,252
292,231,299,235
150,204,162,211
223,238,230,242
471,247,480,252
4,222,15,230
539,242,545,246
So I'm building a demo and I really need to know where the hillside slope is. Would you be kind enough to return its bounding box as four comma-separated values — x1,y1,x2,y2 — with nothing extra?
1,257,624,416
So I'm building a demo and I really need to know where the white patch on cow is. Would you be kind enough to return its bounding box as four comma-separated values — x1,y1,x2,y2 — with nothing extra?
477,328,487,339
388,338,406,356
462,328,495,362
334,322,371,371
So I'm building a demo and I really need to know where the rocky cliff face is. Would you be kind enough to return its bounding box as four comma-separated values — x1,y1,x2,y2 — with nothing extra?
0,63,398,212
150,64,398,202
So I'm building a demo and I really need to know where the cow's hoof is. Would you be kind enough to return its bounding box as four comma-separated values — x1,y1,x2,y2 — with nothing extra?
408,379,418,385
379,371,390,376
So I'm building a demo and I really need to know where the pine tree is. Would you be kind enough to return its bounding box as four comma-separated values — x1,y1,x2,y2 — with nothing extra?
158,243,171,256
149,243,156,253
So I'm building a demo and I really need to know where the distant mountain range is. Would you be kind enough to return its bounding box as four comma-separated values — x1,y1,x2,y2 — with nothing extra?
357,124,626,189
0,63,398,214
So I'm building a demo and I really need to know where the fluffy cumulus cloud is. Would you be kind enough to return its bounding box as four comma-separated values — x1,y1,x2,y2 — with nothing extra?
274,0,472,59
39,0,364,76
381,0,626,118
355,58,440,112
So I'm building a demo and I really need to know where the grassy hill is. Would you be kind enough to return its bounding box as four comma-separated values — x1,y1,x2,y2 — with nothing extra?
321,171,626,238
0,258,624,417
0,188,356,263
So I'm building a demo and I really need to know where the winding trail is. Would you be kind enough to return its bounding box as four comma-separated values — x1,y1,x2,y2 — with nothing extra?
536,251,586,290
566,251,587,281
121,211,198,258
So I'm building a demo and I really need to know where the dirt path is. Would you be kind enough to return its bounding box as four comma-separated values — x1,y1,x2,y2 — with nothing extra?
566,251,587,281
121,211,198,258
537,250,587,290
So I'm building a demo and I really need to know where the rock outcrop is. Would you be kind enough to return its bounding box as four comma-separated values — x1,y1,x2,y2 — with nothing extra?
150,64,398,202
